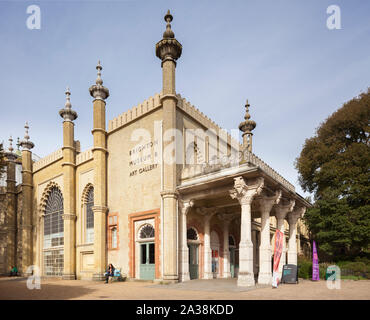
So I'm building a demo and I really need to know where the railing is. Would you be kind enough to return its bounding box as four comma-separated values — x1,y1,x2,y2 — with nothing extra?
181,150,295,192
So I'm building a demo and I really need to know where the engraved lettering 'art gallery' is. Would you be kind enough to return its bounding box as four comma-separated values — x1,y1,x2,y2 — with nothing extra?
0,11,310,286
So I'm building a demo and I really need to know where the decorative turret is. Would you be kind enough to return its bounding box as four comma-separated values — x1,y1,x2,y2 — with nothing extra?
59,87,78,121
156,10,182,67
20,121,34,275
89,61,109,101
20,122,34,151
239,100,256,152
4,136,17,161
89,60,109,281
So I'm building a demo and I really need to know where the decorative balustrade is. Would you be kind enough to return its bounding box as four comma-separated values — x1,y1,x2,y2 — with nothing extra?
33,149,63,172
181,150,295,192
76,148,93,165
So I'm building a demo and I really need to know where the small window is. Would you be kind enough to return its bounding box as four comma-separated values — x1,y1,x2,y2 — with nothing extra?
139,224,155,239
111,228,117,249
85,187,94,243
107,213,119,250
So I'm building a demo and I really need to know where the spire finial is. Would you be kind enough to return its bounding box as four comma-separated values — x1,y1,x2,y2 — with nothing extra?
24,122,30,141
163,9,175,39
239,99,256,152
8,135,14,153
244,99,251,120
16,137,20,150
20,121,34,150
96,60,103,85
89,60,109,100
65,86,71,109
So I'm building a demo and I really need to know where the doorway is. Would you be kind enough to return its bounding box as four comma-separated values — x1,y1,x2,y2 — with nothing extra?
188,244,199,279
139,242,155,280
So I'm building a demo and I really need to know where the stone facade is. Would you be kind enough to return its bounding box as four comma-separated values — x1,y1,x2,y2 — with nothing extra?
0,11,310,286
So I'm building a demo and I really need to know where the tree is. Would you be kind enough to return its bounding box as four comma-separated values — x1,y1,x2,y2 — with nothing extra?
0,142,6,180
295,88,370,260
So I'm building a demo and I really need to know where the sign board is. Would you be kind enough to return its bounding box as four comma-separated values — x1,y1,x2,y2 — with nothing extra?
281,264,298,284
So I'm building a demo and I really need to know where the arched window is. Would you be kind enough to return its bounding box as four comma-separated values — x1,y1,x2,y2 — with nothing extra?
187,227,198,240
44,187,64,248
85,187,94,243
43,186,64,276
139,224,155,239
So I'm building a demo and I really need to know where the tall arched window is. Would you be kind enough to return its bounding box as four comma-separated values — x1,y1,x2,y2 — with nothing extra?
85,187,94,243
43,186,64,276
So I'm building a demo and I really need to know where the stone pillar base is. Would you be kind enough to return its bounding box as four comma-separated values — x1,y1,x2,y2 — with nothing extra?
93,273,106,281
203,272,213,279
237,272,255,287
257,272,272,285
287,253,297,265
62,273,76,280
179,272,190,282
163,274,179,281
223,272,231,278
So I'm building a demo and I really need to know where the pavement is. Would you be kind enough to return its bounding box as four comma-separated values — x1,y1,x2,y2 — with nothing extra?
0,276,369,300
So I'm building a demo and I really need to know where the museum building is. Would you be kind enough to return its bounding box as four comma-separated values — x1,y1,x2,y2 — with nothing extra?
0,11,310,286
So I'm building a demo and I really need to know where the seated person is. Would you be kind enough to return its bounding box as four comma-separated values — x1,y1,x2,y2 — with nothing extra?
104,263,115,283
10,266,18,277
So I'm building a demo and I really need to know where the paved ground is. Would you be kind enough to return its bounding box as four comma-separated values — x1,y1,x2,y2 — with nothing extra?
0,277,369,300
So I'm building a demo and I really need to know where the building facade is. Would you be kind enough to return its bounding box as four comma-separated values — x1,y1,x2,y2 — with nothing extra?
0,11,310,286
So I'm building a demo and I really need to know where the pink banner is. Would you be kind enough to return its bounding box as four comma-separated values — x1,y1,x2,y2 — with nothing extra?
272,230,284,287
312,240,319,281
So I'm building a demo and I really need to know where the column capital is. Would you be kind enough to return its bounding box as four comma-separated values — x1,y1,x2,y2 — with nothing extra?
274,198,295,220
92,205,109,214
229,176,264,206
257,189,282,213
178,199,194,216
288,206,306,224
160,190,179,199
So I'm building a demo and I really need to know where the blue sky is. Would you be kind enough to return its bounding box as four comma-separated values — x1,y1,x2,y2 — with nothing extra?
0,0,369,198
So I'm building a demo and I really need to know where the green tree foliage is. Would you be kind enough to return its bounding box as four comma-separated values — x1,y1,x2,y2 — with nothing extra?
295,89,370,259
0,142,6,180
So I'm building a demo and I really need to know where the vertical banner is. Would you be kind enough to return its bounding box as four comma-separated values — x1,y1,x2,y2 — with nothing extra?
272,230,284,288
312,240,319,281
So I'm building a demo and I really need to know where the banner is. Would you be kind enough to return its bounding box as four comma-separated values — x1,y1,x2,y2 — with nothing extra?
312,240,319,281
272,229,284,288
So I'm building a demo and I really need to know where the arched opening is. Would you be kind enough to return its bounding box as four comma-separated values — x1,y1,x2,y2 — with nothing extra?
85,187,94,243
43,187,64,276
210,231,220,278
187,227,200,280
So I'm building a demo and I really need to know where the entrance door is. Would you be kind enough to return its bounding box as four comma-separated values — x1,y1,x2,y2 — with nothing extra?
188,244,199,279
140,242,155,280
230,248,235,278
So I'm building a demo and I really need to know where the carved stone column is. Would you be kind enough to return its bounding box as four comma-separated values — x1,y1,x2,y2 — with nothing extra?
229,176,264,287
198,207,217,279
178,199,194,282
256,190,281,285
288,207,306,265
274,199,295,279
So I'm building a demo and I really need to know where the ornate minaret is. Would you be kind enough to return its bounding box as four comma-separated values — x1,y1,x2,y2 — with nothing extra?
156,10,182,282
239,100,256,152
59,87,78,279
89,61,109,281
4,136,18,272
20,122,34,275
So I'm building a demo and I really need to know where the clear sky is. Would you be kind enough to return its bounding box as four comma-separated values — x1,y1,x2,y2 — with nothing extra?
0,0,369,198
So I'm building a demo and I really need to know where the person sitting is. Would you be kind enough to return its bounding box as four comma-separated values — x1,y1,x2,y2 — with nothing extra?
104,263,115,283
10,266,18,277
